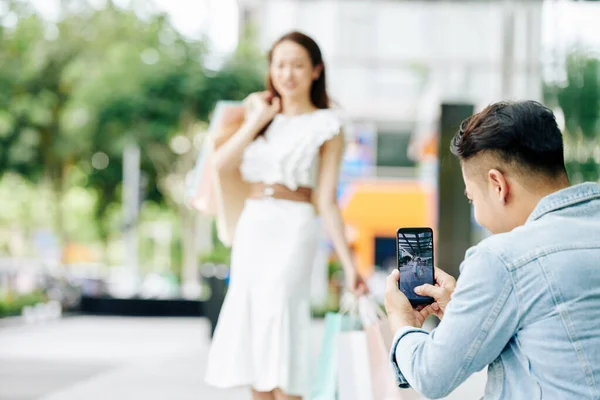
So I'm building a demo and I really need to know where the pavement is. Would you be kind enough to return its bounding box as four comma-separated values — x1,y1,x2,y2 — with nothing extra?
0,316,487,400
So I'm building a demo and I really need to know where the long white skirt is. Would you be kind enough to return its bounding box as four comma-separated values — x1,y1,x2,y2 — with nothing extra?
204,198,318,397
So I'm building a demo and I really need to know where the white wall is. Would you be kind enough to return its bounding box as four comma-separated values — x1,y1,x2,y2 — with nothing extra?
245,0,543,125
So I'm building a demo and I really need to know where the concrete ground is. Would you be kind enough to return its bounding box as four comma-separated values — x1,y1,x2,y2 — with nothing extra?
0,316,486,400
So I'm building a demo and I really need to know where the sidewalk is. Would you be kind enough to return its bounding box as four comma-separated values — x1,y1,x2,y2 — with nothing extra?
0,316,486,400
0,316,246,400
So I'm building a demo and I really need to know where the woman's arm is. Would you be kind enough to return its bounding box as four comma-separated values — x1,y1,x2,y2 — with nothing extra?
212,93,280,172
317,131,368,295
212,119,266,172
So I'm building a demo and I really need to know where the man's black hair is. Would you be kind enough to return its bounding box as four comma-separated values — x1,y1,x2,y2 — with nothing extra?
450,100,567,177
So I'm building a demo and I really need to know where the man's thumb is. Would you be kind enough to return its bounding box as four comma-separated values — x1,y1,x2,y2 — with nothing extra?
414,284,444,298
386,269,400,292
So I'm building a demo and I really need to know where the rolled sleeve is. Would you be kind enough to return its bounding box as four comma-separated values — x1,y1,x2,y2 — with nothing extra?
389,326,429,388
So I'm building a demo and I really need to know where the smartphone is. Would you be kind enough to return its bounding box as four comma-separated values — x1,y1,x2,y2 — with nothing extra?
397,227,435,307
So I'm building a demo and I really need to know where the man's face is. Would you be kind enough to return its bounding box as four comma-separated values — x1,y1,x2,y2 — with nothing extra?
462,163,511,234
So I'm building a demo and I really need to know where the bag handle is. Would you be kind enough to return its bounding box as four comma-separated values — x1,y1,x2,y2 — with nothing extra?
358,295,387,327
339,291,361,316
340,293,387,328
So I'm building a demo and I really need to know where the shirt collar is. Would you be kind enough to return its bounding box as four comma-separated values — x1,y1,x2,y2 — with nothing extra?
527,182,600,223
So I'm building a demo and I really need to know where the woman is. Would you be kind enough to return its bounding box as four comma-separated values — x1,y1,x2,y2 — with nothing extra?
204,31,367,400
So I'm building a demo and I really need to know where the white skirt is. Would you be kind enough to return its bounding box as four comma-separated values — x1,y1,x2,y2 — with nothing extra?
204,198,318,397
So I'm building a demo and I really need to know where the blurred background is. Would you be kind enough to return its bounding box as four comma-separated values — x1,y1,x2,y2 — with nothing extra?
0,0,599,399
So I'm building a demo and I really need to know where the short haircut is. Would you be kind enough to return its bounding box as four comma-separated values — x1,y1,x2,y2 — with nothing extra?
450,101,567,177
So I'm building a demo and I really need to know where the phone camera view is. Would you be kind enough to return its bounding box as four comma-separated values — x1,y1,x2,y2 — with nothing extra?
398,230,434,304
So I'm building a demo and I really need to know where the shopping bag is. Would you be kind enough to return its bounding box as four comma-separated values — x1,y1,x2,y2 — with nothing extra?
365,318,424,400
343,295,424,400
337,329,375,400
185,101,249,246
185,101,245,216
311,312,360,400
186,134,216,214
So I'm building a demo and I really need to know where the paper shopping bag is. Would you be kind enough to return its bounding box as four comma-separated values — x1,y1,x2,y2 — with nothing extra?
337,330,375,400
366,318,424,400
185,101,249,246
186,133,216,214
311,312,360,400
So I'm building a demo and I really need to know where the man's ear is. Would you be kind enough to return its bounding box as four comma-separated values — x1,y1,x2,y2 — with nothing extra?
488,169,509,205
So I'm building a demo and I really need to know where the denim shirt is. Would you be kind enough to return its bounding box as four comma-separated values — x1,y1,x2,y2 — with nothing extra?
390,182,600,400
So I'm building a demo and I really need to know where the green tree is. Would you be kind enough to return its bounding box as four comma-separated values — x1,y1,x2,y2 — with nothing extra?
0,1,266,278
546,52,600,182
80,13,264,276
0,1,110,242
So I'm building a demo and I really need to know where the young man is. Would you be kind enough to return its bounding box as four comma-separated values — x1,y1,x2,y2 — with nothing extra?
384,101,600,399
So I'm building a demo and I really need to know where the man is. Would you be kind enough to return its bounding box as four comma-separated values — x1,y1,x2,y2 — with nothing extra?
384,100,600,399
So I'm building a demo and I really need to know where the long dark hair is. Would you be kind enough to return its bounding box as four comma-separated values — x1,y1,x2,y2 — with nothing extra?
266,31,330,109
255,32,330,138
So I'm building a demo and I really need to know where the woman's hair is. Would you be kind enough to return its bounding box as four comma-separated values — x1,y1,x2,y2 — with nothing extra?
266,31,330,109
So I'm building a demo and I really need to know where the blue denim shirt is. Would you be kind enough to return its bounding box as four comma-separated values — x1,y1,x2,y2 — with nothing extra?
390,182,600,399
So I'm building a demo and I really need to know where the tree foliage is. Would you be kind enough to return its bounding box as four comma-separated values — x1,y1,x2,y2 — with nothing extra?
546,52,600,183
0,1,265,255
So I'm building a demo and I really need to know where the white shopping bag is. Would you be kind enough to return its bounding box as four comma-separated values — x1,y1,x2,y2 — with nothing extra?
357,295,425,400
337,330,375,400
366,318,424,400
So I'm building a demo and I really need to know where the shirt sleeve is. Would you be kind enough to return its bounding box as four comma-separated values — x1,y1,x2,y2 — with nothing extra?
389,247,520,399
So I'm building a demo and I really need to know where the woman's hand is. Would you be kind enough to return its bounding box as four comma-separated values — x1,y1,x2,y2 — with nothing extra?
244,91,281,129
211,92,280,171
345,268,369,296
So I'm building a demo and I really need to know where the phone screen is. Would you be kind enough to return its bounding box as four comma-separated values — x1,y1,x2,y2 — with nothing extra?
397,227,435,306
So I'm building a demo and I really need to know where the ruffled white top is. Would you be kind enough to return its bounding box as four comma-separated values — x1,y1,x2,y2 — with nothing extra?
240,109,342,190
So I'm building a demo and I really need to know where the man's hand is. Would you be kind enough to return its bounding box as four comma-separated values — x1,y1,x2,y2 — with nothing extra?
414,267,456,320
384,270,433,333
